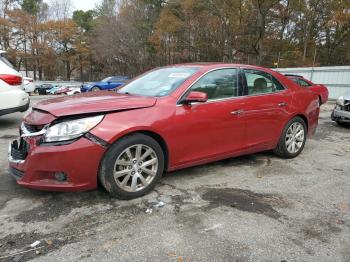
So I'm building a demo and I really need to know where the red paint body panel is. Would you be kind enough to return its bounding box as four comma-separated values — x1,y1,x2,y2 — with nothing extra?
23,109,56,125
288,76,329,104
10,63,320,192
310,84,329,104
10,137,105,191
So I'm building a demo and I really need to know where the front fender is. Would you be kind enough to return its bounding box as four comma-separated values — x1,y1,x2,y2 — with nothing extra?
89,107,168,144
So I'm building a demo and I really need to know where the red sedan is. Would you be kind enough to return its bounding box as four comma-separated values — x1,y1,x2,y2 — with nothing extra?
285,74,329,105
9,64,320,199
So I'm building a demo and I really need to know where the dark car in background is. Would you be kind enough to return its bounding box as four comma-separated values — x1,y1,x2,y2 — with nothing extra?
36,83,55,95
285,74,329,105
81,76,129,92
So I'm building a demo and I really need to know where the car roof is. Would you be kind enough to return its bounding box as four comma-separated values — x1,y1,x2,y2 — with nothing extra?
167,63,279,71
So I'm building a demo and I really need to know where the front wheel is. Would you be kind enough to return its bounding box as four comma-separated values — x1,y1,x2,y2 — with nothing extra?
91,86,100,92
99,133,165,199
274,117,307,159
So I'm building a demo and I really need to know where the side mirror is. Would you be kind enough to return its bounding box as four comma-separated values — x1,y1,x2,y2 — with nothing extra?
183,91,208,104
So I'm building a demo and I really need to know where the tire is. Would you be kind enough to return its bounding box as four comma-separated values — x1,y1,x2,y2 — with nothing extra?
92,86,100,92
336,121,349,127
99,133,165,199
274,116,307,159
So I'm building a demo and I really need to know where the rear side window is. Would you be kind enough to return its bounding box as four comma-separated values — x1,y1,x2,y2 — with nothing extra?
295,78,312,87
110,77,126,82
0,54,14,68
190,69,238,100
243,69,285,96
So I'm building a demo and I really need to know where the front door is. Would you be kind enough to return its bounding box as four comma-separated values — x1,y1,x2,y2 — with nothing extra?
171,68,246,166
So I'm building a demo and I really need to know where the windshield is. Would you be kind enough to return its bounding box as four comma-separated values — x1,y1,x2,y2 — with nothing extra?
118,67,200,97
101,77,113,82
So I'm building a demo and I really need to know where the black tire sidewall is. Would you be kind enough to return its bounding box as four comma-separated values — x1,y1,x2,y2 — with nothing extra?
99,134,165,199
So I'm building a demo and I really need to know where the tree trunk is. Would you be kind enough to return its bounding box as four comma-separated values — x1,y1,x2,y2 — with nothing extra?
66,61,71,80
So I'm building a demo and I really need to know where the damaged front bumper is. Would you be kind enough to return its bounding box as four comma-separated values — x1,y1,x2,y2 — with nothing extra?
331,106,350,123
8,130,107,192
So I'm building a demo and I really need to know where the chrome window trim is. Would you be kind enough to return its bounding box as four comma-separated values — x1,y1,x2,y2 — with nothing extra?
235,89,287,98
176,67,240,106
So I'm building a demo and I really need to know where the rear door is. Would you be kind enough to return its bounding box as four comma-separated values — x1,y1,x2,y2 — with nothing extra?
238,68,293,150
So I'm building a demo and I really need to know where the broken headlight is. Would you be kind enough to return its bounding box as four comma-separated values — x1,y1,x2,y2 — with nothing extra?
43,115,104,142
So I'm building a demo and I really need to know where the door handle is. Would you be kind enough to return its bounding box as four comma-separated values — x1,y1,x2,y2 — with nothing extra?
278,102,288,107
230,110,243,115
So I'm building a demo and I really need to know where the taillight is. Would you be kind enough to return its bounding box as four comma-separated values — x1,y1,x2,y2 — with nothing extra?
0,74,22,86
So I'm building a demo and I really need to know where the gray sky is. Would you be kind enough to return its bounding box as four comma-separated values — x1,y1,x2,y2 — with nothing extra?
72,0,101,11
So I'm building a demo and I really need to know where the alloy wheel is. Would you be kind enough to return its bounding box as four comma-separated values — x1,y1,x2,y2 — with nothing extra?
285,122,305,154
113,144,158,192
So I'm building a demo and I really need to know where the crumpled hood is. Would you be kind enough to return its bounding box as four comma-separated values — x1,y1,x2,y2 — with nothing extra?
33,92,157,117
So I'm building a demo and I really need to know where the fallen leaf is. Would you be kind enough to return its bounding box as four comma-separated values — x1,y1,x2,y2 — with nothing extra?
340,203,349,212
335,219,345,225
101,239,119,251
45,239,53,245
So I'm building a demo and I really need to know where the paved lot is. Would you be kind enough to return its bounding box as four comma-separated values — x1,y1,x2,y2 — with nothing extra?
0,97,349,262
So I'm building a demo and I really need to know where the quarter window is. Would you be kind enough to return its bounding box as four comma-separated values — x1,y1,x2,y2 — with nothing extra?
190,69,238,100
243,69,285,95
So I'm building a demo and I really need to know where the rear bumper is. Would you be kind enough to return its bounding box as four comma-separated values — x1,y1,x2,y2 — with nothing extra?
0,99,30,116
332,108,350,123
9,137,106,192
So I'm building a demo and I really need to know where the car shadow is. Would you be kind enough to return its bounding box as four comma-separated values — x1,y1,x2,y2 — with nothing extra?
163,151,276,179
0,115,21,130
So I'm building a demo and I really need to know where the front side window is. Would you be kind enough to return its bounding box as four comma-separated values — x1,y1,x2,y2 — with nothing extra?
118,67,199,97
244,69,285,95
102,77,113,82
189,69,238,100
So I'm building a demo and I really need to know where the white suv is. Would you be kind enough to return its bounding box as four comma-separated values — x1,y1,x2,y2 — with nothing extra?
0,51,29,116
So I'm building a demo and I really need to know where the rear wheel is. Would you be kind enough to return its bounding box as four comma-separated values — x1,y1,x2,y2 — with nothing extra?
274,117,307,159
336,121,349,127
99,133,165,199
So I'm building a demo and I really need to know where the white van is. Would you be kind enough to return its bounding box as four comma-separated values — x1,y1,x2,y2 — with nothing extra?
0,51,29,116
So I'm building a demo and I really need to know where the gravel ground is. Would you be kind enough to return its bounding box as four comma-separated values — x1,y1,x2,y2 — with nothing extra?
0,97,349,262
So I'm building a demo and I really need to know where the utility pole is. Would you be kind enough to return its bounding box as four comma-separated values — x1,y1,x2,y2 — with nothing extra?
311,48,317,81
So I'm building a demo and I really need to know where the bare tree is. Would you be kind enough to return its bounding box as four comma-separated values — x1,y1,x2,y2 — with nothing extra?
48,0,73,20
